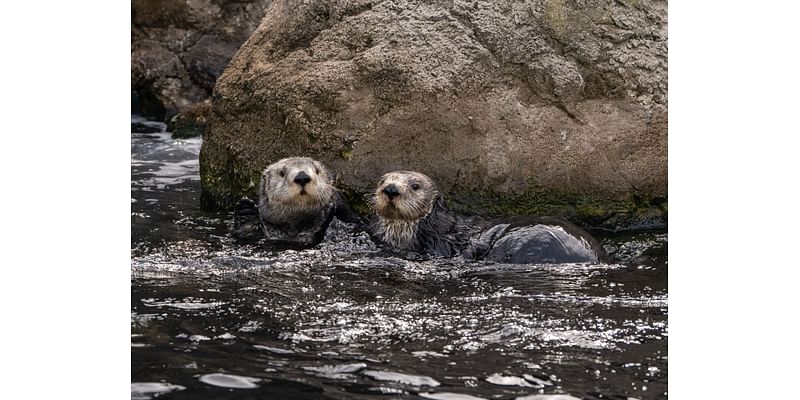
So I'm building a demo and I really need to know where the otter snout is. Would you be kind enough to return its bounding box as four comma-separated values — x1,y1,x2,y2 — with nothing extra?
294,171,312,186
260,157,333,208
382,184,400,199
373,171,439,222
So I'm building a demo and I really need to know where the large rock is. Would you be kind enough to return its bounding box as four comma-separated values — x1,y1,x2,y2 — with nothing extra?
131,0,273,120
200,0,668,231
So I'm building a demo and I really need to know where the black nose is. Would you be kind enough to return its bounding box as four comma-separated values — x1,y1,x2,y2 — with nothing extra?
293,171,312,186
382,184,400,199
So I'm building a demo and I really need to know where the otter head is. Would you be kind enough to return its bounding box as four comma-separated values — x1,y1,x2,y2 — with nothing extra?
372,171,439,222
260,157,333,211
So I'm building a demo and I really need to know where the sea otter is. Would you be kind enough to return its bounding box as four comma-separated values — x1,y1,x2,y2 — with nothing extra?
232,157,360,246
368,171,470,257
369,171,607,263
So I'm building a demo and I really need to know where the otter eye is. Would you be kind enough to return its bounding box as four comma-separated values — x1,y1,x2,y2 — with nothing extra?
315,168,320,175
279,169,286,178
411,183,420,191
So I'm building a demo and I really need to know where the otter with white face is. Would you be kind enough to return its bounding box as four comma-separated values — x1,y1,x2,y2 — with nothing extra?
369,171,468,257
369,170,607,263
233,157,358,246
257,157,333,221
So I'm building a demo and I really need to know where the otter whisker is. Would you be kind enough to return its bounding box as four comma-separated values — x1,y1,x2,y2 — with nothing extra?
366,193,379,207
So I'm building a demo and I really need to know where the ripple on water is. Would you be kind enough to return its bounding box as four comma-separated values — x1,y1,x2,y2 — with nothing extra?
521,374,553,388
420,392,488,400
132,116,667,400
215,333,236,340
302,362,367,379
130,382,186,400
198,373,261,389
412,350,448,358
140,297,225,310
485,373,536,387
362,369,441,387
184,334,211,342
253,344,295,354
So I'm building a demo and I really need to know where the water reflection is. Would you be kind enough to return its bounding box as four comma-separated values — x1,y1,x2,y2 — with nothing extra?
131,117,667,399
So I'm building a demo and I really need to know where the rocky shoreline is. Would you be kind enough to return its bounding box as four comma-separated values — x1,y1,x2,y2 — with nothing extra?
131,0,273,125
133,0,668,232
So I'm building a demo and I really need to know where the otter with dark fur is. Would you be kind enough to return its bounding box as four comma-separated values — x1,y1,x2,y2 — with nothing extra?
233,157,359,247
369,171,607,263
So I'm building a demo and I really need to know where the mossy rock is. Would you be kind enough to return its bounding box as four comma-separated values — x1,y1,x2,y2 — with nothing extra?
198,0,668,234
168,101,211,139
447,187,665,233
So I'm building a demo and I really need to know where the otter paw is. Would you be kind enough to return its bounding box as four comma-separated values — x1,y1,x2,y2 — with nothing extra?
233,197,263,240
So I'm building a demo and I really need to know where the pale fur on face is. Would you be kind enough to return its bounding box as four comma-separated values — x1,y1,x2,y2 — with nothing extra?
259,157,333,221
370,171,438,249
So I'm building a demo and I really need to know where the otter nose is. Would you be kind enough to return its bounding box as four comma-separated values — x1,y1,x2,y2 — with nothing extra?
382,184,400,199
293,171,312,186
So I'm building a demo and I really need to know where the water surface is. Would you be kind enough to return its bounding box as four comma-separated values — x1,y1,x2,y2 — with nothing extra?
131,116,667,399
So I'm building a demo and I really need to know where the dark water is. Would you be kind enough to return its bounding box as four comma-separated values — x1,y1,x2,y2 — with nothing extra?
131,117,667,400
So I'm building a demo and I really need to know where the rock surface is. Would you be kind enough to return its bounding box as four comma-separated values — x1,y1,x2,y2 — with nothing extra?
200,0,668,231
131,0,273,120
167,100,212,138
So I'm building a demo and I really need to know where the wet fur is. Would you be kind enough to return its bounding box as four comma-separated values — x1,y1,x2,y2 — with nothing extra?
370,171,607,263
463,215,609,263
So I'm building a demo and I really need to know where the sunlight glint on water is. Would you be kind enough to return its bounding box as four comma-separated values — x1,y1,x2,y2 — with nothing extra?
131,116,667,399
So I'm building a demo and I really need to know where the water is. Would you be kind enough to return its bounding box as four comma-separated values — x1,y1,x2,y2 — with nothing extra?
131,116,668,399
